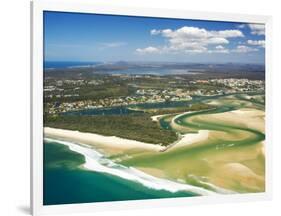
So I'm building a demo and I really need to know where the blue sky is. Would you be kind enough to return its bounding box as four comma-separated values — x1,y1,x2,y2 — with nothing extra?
44,11,265,64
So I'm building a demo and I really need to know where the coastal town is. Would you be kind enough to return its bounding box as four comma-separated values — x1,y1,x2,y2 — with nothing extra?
44,74,265,115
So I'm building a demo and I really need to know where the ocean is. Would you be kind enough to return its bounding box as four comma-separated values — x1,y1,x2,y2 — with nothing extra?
44,61,100,69
43,61,195,75
43,139,197,205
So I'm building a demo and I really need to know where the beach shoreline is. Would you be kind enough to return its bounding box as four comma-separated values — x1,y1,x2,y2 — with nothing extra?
44,137,218,196
44,126,212,154
44,127,166,154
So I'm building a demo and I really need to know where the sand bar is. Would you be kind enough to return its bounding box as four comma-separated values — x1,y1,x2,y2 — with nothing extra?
151,114,170,122
170,130,209,150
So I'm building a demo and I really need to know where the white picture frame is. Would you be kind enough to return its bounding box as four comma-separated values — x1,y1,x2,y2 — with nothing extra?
31,0,273,215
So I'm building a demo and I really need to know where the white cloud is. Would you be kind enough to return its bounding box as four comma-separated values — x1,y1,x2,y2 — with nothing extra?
100,42,127,48
232,45,258,53
210,29,244,38
136,26,244,54
237,24,246,28
208,37,229,44
136,46,161,54
248,24,265,35
216,45,225,50
208,45,229,53
247,39,265,48
150,29,161,35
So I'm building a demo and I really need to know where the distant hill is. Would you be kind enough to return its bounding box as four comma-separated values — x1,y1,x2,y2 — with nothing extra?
44,61,265,80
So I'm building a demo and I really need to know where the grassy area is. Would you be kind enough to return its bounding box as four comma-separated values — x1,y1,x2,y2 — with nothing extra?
44,103,213,145
44,114,178,146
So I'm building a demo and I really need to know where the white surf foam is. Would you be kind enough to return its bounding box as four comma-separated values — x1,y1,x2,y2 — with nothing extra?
45,138,232,196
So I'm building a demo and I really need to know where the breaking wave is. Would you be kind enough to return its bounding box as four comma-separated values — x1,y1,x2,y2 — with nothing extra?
44,138,232,196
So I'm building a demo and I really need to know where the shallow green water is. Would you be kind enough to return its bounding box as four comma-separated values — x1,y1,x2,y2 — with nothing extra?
119,94,265,193
43,141,196,205
44,92,265,203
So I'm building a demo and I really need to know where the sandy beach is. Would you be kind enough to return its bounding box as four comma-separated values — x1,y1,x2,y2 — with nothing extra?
165,130,209,151
44,124,212,154
44,127,165,154
150,114,170,122
44,106,265,193
193,108,265,132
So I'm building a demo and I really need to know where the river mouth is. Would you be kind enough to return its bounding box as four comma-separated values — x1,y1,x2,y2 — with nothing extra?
44,92,265,204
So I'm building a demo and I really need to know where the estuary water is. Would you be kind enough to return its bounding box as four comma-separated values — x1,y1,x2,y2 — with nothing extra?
44,92,265,205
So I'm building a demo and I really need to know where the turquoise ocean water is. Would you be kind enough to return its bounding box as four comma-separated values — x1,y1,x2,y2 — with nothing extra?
43,140,196,205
